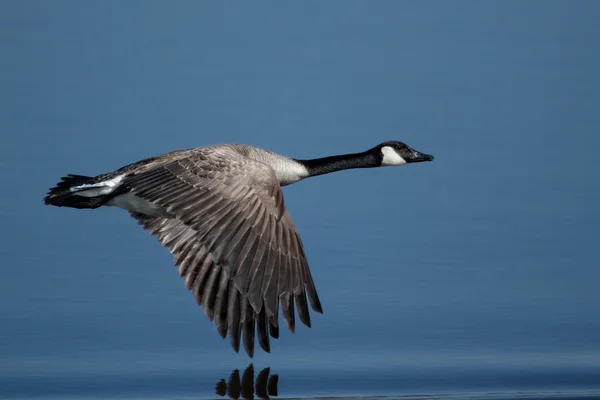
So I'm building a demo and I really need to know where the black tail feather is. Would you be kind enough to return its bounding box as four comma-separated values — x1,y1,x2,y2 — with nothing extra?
44,174,106,209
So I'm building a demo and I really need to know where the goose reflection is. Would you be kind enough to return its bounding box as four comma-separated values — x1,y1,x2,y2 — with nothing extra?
216,364,278,399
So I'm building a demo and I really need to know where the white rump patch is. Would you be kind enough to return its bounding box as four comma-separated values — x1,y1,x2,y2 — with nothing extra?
70,174,125,197
381,146,407,166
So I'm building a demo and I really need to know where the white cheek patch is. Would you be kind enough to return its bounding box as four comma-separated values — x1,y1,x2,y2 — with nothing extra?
381,146,407,166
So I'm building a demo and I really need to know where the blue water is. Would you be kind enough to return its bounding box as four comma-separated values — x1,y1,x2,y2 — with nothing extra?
1,1,600,399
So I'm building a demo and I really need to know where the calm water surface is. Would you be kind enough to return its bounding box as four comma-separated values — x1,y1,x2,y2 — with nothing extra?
1,2,599,399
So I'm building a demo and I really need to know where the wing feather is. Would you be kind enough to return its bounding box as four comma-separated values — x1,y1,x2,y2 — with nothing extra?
228,288,242,352
201,263,221,320
295,288,311,328
214,270,230,339
269,320,279,339
257,306,270,353
241,297,255,358
281,291,295,333
125,147,321,356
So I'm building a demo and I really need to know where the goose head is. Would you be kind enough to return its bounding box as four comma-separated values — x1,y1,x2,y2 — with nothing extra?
375,141,434,166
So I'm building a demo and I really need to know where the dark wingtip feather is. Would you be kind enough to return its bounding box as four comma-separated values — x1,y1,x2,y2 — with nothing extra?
228,290,241,353
243,322,255,358
257,307,271,353
295,290,311,328
269,318,279,339
307,286,323,314
242,300,255,358
201,265,222,321
281,292,295,333
217,323,228,339
214,271,230,339
301,262,323,314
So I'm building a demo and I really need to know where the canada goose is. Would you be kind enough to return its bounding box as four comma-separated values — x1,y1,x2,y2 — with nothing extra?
44,141,434,357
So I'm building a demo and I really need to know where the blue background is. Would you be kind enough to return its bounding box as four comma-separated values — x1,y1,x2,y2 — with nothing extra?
1,1,599,399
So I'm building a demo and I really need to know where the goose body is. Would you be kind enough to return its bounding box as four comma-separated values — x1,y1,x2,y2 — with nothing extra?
44,141,434,357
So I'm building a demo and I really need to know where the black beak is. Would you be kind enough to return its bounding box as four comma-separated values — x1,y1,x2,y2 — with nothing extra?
407,148,434,163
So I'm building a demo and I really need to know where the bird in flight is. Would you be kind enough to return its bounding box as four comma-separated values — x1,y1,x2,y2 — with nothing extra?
44,141,434,357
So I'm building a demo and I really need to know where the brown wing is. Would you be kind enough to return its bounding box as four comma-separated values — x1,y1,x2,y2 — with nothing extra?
124,148,322,356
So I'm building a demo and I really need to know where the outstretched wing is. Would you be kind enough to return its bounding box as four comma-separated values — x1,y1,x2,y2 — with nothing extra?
124,147,322,356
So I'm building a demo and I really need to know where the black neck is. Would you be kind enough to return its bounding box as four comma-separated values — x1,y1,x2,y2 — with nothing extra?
295,151,380,178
